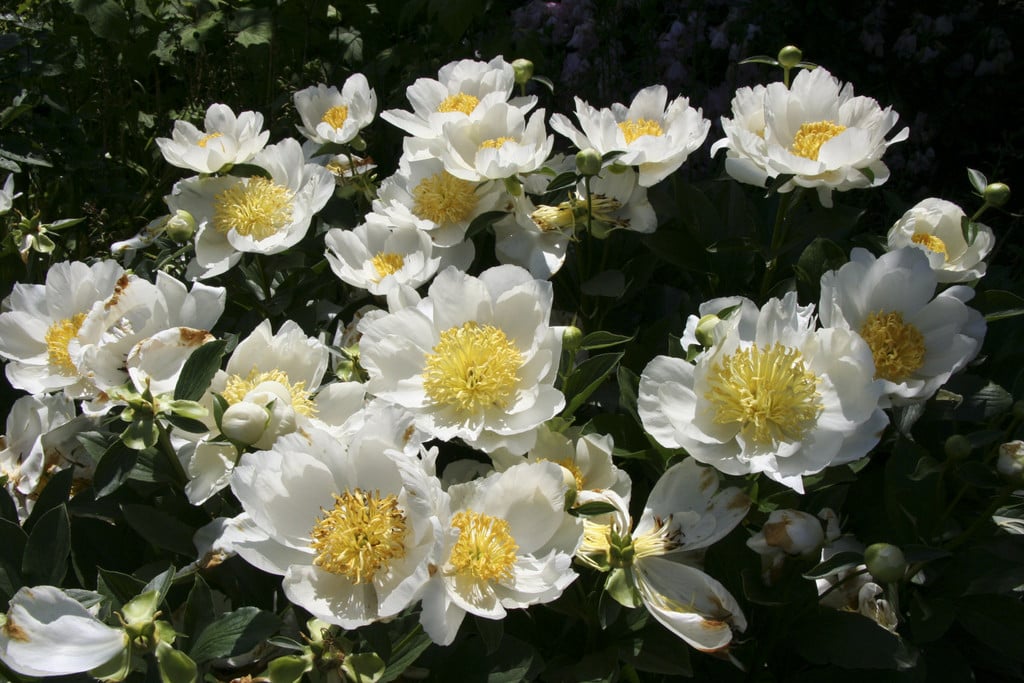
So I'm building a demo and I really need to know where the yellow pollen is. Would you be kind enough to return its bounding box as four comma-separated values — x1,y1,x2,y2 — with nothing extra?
911,233,949,261
557,458,585,492
412,171,479,224
197,132,223,148
437,92,480,115
618,118,664,144
448,510,518,582
321,105,350,129
704,342,823,448
859,311,927,382
221,368,317,417
422,322,522,414
45,313,87,375
371,252,405,280
531,203,578,232
310,489,408,583
479,136,515,150
790,120,847,160
213,176,294,241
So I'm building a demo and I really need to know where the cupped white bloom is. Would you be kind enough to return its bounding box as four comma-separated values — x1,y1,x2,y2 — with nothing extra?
0,585,129,677
576,459,749,652
156,103,269,174
439,102,553,182
381,56,536,139
168,138,335,279
0,174,19,214
367,149,508,247
325,222,454,295
228,417,442,629
887,198,994,283
550,85,710,187
294,75,377,146
419,460,582,645
358,265,565,454
0,259,124,395
747,508,831,583
819,247,986,405
711,67,909,207
640,292,888,492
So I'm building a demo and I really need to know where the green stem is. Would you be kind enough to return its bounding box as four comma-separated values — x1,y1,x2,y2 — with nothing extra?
759,190,799,301
947,485,1014,550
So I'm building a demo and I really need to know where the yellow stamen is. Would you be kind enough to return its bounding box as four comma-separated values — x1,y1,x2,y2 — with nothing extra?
632,515,681,559
310,489,408,583
321,105,350,129
859,311,926,382
437,92,480,115
911,233,949,261
422,322,522,414
790,120,847,160
371,252,405,280
412,171,479,224
479,136,515,150
213,177,294,241
448,510,518,582
704,342,823,447
197,132,223,148
45,313,87,375
556,458,585,492
222,368,317,417
618,118,664,144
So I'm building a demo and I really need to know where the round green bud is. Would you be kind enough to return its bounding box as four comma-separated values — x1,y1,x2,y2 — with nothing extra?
349,135,367,152
694,314,721,348
864,543,907,583
777,45,803,68
983,182,1010,208
562,325,583,351
164,210,196,242
575,148,603,177
944,434,972,460
512,58,534,86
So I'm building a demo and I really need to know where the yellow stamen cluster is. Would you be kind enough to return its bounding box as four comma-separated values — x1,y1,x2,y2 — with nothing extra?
618,118,664,144
45,313,87,375
632,515,681,560
448,510,518,582
479,136,515,150
705,342,823,447
911,233,949,261
437,92,480,115
859,311,927,382
412,172,479,224
197,132,224,148
222,368,317,417
310,489,408,583
422,322,522,414
321,105,350,129
213,177,294,241
556,458,585,492
371,252,405,280
790,120,847,160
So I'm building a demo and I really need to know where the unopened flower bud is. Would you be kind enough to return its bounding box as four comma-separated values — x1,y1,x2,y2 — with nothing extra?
757,509,825,556
997,440,1024,482
694,314,721,348
575,148,603,177
983,182,1010,208
864,543,907,583
944,434,972,460
562,325,583,352
349,135,367,152
220,402,269,446
164,210,196,242
511,58,534,86
777,45,803,68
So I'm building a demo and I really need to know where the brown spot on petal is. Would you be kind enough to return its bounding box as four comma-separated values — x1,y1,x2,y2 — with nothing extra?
104,274,132,310
403,425,416,445
179,327,214,346
727,492,751,510
762,521,791,550
2,616,30,642
700,618,727,630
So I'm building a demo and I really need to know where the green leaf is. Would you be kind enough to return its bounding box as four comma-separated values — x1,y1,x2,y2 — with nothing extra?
531,75,555,93
802,551,864,579
765,173,796,194
121,504,197,556
97,568,146,607
957,594,1024,662
579,331,634,351
189,607,282,663
22,504,70,585
380,627,432,682
0,486,18,524
70,0,129,40
184,575,215,642
156,642,198,683
971,289,1024,322
174,339,226,400
267,654,313,683
122,416,160,450
93,439,140,497
793,609,903,669
960,215,978,247
580,270,625,298
0,519,27,600
908,593,955,643
561,352,623,418
967,168,988,195
23,467,74,532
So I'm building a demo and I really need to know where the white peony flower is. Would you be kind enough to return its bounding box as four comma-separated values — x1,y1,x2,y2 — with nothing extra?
640,292,888,492
550,85,710,187
226,416,442,630
711,67,909,207
439,101,553,182
0,586,128,677
419,460,582,645
381,56,536,140
0,260,125,395
575,459,749,652
819,247,986,405
746,508,831,583
167,138,335,279
358,265,565,454
156,103,269,174
294,75,377,146
886,197,995,283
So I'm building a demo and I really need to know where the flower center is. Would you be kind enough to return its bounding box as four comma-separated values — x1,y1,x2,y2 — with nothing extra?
310,489,408,583
556,458,585,492
790,120,847,160
45,313,86,375
422,322,522,414
213,177,294,241
371,252,405,280
197,132,223,148
911,233,949,261
437,92,480,115
632,515,681,560
222,368,317,416
479,136,515,150
618,118,664,144
321,105,350,129
448,510,518,582
412,171,479,224
704,342,823,448
859,311,927,382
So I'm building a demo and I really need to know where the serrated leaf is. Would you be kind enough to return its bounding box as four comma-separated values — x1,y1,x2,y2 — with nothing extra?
189,607,282,663
22,504,70,585
174,339,226,401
